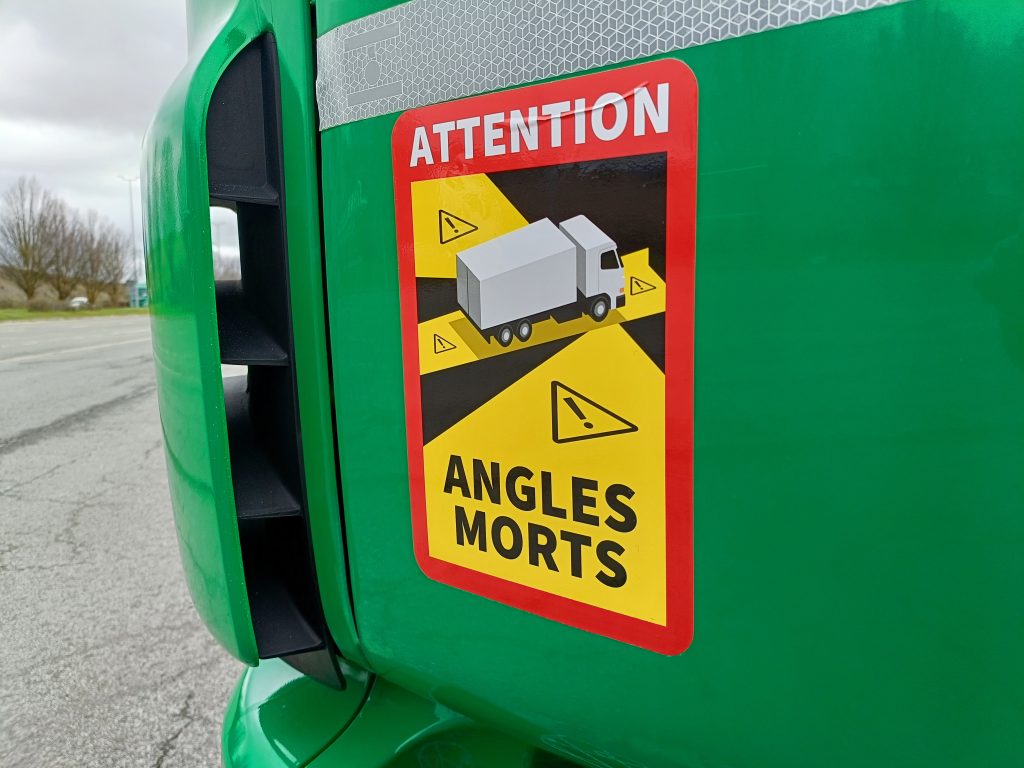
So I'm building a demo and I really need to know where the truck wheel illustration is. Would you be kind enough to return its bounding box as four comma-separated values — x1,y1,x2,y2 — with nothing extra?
497,325,515,347
516,320,533,341
589,295,611,322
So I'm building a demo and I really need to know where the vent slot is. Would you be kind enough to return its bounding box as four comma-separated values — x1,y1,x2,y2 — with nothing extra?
216,282,289,366
223,376,300,519
207,34,342,688
239,516,323,656
206,40,279,206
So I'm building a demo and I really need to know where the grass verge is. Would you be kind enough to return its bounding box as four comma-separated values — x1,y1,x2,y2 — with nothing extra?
0,307,150,323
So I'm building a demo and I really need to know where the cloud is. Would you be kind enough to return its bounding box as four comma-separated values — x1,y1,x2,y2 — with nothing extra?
0,0,190,255
0,0,186,132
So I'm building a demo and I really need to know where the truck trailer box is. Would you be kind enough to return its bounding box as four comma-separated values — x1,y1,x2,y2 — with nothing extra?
456,218,576,331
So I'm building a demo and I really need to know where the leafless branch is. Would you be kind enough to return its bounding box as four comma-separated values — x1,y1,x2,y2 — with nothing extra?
0,177,56,299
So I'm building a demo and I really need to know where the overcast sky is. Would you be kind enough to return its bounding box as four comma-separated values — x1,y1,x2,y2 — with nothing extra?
0,0,239,274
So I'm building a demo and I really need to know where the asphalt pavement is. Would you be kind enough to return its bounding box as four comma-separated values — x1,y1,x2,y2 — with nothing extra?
0,315,241,766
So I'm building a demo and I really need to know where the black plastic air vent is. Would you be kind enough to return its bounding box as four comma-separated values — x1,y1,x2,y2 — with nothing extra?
207,34,342,689
215,282,289,367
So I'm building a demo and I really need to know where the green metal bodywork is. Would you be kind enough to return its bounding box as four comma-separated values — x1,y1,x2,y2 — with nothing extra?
144,0,1024,766
223,659,370,766
224,659,541,768
143,0,361,666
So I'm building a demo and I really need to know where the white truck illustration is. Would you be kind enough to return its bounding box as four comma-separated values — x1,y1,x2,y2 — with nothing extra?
455,216,625,346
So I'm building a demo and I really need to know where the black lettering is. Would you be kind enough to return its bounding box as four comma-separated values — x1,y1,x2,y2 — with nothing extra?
541,472,567,519
571,476,600,526
559,530,592,578
506,466,536,511
604,484,637,533
491,516,523,559
444,455,471,497
527,523,559,571
472,458,501,504
455,505,487,551
596,540,627,587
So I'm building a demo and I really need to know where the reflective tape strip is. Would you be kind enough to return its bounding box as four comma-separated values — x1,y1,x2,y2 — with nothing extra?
316,0,904,129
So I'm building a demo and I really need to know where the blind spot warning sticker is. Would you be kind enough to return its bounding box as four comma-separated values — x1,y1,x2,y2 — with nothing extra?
393,60,695,654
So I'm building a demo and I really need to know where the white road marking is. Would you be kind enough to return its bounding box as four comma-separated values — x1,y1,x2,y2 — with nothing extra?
0,329,150,350
0,335,151,365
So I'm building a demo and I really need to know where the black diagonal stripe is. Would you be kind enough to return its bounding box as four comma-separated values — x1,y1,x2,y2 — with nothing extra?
488,153,667,280
421,334,580,444
620,313,666,372
416,277,458,323
418,152,667,442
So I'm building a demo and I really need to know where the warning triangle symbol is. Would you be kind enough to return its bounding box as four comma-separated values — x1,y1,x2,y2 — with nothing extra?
551,381,639,444
433,333,457,354
438,210,479,244
630,275,657,296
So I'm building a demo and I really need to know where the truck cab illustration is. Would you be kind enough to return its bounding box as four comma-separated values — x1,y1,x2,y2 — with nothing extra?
455,215,624,346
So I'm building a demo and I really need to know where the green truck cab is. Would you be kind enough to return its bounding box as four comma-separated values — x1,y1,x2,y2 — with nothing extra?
142,1,1023,765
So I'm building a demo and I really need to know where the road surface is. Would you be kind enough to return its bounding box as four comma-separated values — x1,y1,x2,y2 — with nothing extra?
0,315,240,767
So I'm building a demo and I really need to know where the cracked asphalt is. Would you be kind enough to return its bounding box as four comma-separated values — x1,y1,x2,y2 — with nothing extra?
0,315,242,767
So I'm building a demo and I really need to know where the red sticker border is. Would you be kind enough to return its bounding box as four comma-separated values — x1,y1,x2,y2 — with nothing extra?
392,59,696,654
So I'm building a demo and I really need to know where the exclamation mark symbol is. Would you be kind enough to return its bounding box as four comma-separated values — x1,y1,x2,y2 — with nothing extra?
564,397,593,429
445,215,457,234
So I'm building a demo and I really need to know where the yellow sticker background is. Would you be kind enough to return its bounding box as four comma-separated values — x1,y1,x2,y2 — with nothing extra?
423,325,667,625
413,174,666,376
411,174,526,278
413,171,668,626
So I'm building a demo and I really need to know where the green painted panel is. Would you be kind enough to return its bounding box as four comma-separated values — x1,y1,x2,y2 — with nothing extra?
223,659,371,767
318,1,1024,766
143,0,256,663
313,0,396,32
144,0,360,664
310,675,538,768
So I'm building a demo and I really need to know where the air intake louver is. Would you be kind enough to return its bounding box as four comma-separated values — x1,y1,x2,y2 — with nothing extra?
207,34,342,688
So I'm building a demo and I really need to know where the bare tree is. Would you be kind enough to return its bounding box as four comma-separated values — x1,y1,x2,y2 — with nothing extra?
64,211,90,299
97,221,128,304
73,212,129,305
0,177,55,299
41,198,77,300
0,178,131,305
73,211,103,304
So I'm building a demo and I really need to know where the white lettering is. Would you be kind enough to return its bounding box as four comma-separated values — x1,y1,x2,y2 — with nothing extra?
483,113,506,157
634,83,669,136
407,82,672,167
455,116,482,159
432,120,456,162
409,126,434,167
509,108,538,153
592,92,628,141
541,101,570,148
573,98,587,144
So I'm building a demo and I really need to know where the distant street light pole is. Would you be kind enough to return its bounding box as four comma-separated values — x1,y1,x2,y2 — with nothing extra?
117,174,140,294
